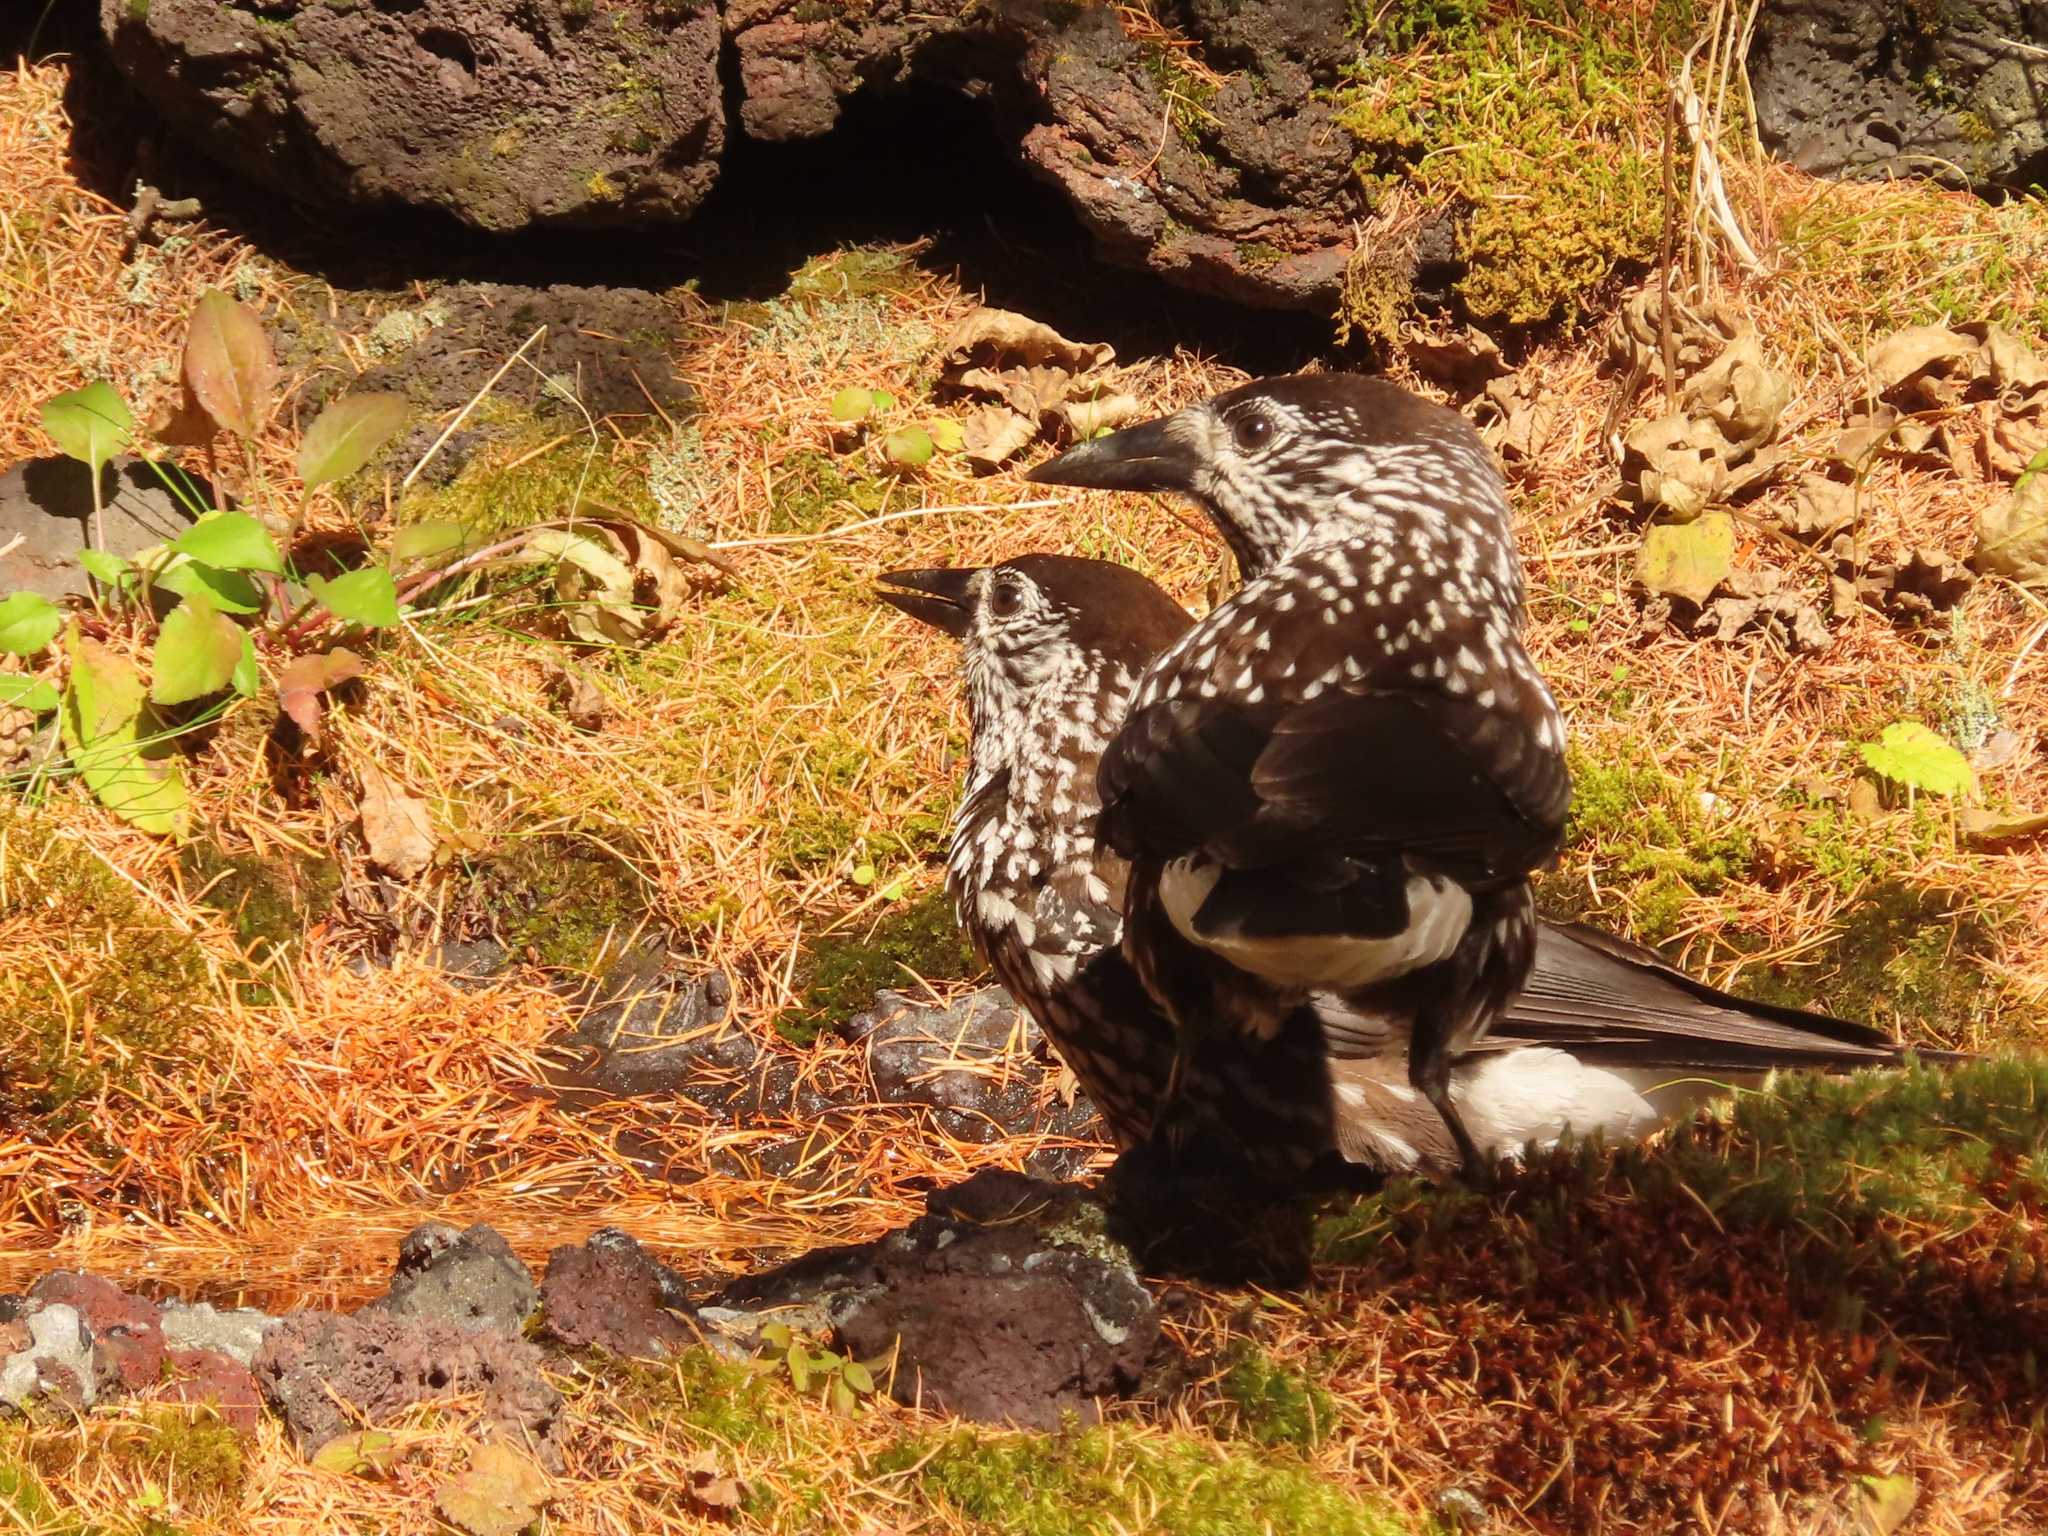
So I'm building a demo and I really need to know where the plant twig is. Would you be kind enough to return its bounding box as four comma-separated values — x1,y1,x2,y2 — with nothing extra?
401,324,548,492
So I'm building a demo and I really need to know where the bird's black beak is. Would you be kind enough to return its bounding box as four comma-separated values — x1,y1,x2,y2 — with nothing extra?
1025,413,1200,493
876,566,977,637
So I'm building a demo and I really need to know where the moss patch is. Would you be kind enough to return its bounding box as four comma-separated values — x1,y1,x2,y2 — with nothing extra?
1544,744,1755,941
397,424,660,540
1336,1,1694,326
765,449,898,537
0,813,224,1128
127,1411,246,1504
473,835,652,975
881,1423,1409,1536
177,841,340,963
1217,1347,1336,1452
781,888,981,1044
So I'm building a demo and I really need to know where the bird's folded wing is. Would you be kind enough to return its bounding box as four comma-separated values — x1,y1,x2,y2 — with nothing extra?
1492,921,1957,1069
1099,687,1568,881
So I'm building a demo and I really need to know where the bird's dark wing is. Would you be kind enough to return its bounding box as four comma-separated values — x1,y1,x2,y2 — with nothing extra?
1100,686,1567,882
1491,921,1965,1069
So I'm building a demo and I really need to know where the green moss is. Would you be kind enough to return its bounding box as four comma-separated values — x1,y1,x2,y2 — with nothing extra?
785,249,920,304
1335,1,1694,326
0,1457,64,1531
177,842,339,963
398,426,659,538
124,0,149,20
1547,746,1754,942
129,1411,246,1503
1217,1348,1336,1452
1138,45,1219,152
781,888,980,1044
1235,241,1285,270
880,1423,1409,1536
1,813,223,1128
478,835,651,974
767,450,895,536
1734,881,2004,1051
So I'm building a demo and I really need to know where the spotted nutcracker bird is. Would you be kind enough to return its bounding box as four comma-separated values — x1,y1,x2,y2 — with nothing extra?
1026,377,1595,1175
879,554,1934,1180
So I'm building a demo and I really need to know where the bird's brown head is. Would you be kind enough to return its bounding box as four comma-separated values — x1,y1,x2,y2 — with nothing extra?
1028,373,1505,581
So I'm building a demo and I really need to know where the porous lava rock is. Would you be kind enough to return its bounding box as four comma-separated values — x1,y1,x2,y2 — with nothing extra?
368,1221,538,1336
252,1308,565,1469
1748,0,2048,194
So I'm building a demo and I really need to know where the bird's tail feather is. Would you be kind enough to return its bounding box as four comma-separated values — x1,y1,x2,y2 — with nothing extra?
1492,921,1967,1071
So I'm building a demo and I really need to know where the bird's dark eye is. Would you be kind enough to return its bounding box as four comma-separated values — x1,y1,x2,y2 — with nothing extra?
989,580,1025,618
1232,414,1272,452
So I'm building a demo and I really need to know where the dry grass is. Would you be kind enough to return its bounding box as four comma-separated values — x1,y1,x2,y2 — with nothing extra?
3,15,2048,1532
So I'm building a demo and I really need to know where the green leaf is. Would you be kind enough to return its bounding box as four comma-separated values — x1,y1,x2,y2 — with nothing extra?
0,592,63,656
310,1429,400,1477
850,862,876,886
154,559,265,614
926,418,965,454
757,1322,792,1350
309,567,401,628
0,676,60,714
1858,721,1975,798
60,627,189,835
391,521,473,566
785,1345,811,1393
183,289,277,439
169,512,284,575
1635,511,1734,607
299,392,410,490
841,1359,874,1395
884,426,934,467
40,382,134,473
151,594,247,705
829,1375,858,1416
78,549,136,590
231,630,261,698
829,387,877,423
869,389,896,412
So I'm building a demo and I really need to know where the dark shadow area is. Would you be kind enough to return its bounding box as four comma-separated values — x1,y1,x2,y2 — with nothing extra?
52,34,1333,376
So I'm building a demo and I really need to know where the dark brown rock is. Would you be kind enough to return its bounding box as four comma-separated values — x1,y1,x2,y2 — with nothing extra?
252,1310,563,1470
1749,0,2048,194
705,1168,1158,1429
100,0,724,232
102,0,1378,312
538,1227,695,1359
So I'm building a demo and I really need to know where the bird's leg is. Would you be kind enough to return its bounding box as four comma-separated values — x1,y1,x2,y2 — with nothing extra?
1409,1007,1491,1187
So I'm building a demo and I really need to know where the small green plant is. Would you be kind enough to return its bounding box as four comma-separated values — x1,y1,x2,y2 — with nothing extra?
1858,720,1975,801
756,1323,880,1416
6,289,718,833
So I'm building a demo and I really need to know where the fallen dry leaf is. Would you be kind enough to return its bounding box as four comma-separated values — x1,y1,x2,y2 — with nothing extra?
514,519,700,647
1620,414,1731,521
1960,806,2048,850
275,648,364,749
936,307,1121,469
1406,324,1512,394
1682,333,1791,457
1636,511,1735,605
553,664,606,732
358,762,435,879
1780,474,1858,543
937,308,1114,376
1972,467,2048,585
434,1441,549,1536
